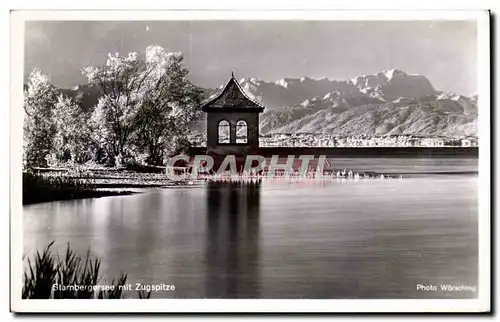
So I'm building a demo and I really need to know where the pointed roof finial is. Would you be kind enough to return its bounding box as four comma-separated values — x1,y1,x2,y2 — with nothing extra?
231,71,235,79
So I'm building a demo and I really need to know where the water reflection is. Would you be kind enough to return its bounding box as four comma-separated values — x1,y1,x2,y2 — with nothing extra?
23,174,478,299
205,180,261,298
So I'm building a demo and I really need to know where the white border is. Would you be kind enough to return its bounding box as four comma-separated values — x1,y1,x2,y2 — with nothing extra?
10,10,491,313
8,9,493,21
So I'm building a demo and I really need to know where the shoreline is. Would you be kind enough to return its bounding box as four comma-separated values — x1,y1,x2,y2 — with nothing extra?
188,146,479,158
23,190,138,206
23,165,478,205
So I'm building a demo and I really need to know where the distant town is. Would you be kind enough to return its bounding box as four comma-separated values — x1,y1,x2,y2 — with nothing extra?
190,133,478,148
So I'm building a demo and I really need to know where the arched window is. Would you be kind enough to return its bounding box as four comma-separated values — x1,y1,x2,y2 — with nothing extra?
218,120,230,144
236,120,248,144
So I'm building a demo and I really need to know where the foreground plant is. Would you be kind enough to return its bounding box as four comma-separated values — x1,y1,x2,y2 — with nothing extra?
22,241,151,299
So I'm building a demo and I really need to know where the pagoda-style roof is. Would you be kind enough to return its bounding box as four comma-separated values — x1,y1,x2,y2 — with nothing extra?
201,73,265,113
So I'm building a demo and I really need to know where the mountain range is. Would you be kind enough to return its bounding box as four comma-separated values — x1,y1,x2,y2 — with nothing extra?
58,69,478,137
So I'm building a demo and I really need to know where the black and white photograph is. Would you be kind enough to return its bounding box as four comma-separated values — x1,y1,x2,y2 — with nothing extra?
10,10,490,313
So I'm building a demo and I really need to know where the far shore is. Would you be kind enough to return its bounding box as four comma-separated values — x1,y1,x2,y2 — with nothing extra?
188,146,479,158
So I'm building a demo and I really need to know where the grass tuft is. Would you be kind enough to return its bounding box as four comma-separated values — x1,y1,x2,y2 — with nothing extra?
23,242,149,299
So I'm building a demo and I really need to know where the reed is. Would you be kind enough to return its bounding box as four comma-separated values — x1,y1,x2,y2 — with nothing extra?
23,171,95,204
22,171,135,205
22,242,151,299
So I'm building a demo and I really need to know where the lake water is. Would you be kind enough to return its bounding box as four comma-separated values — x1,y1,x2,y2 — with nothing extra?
23,158,479,299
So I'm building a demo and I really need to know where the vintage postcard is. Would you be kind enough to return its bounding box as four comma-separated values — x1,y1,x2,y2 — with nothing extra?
10,10,490,313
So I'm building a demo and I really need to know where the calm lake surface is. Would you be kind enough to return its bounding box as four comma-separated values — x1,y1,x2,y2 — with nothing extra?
23,157,478,299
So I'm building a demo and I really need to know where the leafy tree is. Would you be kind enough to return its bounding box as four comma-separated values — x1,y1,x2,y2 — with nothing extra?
82,46,203,166
133,46,203,165
23,69,58,168
82,52,147,166
53,94,95,164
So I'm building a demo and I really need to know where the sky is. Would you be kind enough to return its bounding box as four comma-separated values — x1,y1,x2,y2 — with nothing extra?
24,20,478,95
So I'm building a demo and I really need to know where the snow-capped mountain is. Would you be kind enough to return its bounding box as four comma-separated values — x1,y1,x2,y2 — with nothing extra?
238,76,359,110
469,94,478,105
436,92,477,115
260,98,477,137
253,70,477,137
54,69,478,137
351,69,436,101
237,69,438,110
